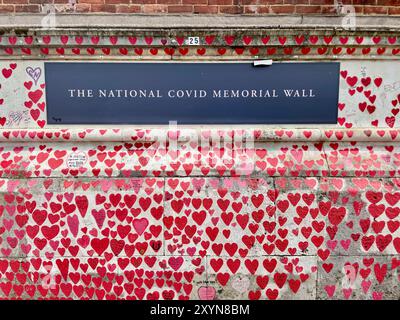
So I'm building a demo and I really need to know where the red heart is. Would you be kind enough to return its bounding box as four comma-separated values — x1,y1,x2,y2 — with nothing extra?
2,68,12,78
28,89,43,104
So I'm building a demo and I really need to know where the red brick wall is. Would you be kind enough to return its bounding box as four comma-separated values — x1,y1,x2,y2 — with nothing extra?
0,0,399,14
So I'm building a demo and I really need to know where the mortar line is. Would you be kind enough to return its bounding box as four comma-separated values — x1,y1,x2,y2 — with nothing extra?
320,139,332,178
315,255,319,300
271,176,278,257
162,176,166,257
6,173,400,180
3,253,400,260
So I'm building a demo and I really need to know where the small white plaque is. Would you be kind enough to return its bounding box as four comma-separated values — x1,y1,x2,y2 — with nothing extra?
66,151,87,168
186,37,200,46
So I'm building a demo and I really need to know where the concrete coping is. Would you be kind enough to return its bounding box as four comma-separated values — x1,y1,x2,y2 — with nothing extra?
0,127,399,142
0,14,399,31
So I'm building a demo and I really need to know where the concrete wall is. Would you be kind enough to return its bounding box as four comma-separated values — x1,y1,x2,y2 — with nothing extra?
0,18,399,300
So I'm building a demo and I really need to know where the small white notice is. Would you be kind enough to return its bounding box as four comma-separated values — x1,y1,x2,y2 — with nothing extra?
186,37,200,45
66,151,87,168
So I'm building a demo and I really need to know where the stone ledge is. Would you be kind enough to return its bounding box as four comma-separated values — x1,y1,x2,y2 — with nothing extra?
0,128,400,142
0,24,397,60
0,25,397,60
0,14,399,31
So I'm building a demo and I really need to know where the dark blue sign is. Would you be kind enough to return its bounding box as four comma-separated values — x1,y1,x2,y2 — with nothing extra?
45,62,339,124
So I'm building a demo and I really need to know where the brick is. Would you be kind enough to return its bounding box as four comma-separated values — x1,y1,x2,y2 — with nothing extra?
352,0,377,4
243,5,259,13
157,0,181,4
105,0,130,4
320,5,336,14
354,5,364,13
351,5,367,13
363,5,389,14
131,0,157,3
90,3,117,11
167,4,194,12
142,4,168,11
55,5,75,12
116,4,142,12
388,6,400,14
270,4,295,13
295,5,322,13
193,5,218,14
377,0,399,5
219,5,244,13
183,0,207,4
208,0,232,4
3,0,28,4
284,0,309,3
193,4,218,12
239,0,255,4
0,4,14,12
15,4,40,12
75,3,91,11
29,0,55,4
321,5,363,13
264,0,283,3
242,0,282,4
261,6,276,13
79,0,105,4
244,5,274,13
309,0,334,4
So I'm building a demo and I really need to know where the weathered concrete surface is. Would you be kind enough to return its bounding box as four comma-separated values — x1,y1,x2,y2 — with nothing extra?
1,140,400,177
0,176,399,299
317,256,400,300
0,14,399,29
